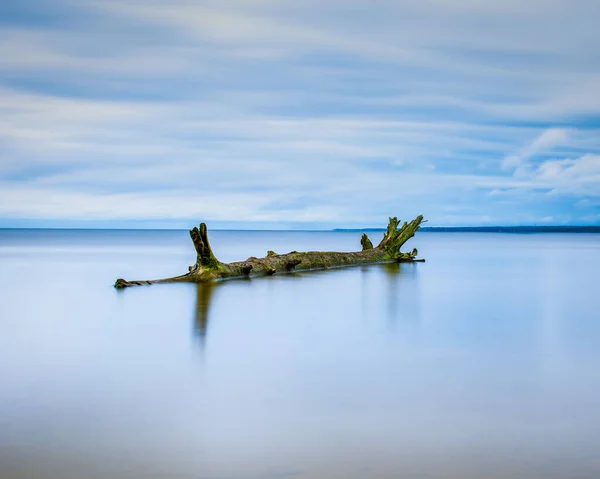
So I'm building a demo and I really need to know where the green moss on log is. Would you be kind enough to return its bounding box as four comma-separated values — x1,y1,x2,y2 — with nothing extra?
361,233,373,250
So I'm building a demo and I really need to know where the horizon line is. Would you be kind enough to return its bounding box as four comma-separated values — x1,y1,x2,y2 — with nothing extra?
1,225,599,232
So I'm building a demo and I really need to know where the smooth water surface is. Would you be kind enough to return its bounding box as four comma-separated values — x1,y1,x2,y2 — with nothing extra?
0,230,599,478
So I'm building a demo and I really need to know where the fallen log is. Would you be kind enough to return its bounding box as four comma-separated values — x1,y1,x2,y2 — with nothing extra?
114,215,425,288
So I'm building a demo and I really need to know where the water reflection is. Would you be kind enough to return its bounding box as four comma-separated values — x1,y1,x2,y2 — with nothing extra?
381,262,421,334
189,263,422,352
360,265,371,324
192,281,216,348
382,262,401,323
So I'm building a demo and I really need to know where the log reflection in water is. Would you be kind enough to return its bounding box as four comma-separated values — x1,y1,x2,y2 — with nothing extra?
193,282,216,346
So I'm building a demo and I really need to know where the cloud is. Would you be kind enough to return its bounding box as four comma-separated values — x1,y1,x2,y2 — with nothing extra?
502,128,571,170
533,154,600,196
498,127,600,198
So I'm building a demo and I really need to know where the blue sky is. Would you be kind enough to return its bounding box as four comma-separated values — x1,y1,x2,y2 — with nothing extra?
1,0,599,228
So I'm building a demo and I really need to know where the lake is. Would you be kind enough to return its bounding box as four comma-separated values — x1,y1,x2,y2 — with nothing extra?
0,229,599,478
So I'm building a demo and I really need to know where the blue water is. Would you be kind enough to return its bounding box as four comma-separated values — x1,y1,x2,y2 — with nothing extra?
0,229,599,478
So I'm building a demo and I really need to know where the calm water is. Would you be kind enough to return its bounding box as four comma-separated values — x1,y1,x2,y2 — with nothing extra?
0,229,599,479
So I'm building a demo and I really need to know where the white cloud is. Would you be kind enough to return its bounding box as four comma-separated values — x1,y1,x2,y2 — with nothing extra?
502,128,571,170
498,127,600,198
533,154,600,195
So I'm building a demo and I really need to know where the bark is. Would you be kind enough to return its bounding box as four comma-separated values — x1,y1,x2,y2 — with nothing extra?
114,215,425,288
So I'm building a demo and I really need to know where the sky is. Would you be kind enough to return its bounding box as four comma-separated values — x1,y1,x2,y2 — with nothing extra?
1,0,599,229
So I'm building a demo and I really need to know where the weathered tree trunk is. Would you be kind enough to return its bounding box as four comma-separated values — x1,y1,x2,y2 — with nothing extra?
114,215,425,288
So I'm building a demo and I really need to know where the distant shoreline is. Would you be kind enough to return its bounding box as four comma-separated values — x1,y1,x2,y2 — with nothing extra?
335,226,600,233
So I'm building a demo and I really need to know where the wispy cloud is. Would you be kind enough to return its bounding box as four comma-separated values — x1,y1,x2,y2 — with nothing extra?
533,154,600,196
502,128,571,170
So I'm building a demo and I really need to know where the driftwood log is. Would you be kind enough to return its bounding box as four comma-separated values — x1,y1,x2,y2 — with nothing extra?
114,215,425,288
